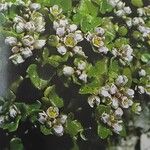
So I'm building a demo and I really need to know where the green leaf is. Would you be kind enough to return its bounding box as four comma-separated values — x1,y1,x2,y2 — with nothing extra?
141,53,150,63
119,124,126,137
131,0,143,7
99,0,113,14
81,15,102,32
66,120,83,137
43,85,64,108
122,67,132,87
95,105,111,116
40,125,52,135
98,124,112,139
87,58,108,78
10,138,24,150
26,64,48,90
3,116,21,132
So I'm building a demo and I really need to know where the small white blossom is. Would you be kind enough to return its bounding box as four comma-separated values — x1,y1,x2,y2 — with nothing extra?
59,115,67,124
137,8,145,16
117,1,125,9
21,47,33,58
5,36,17,46
9,54,25,65
53,124,64,136
68,24,78,33
109,84,118,95
50,5,62,17
112,97,119,109
139,69,146,77
124,7,132,14
22,35,35,47
74,30,83,42
77,61,86,71
112,123,122,134
126,18,132,28
136,86,145,94
95,27,105,35
34,40,46,49
25,21,35,32
79,72,88,83
56,27,65,37
98,46,108,54
100,87,111,98
101,113,110,124
13,22,25,33
0,116,5,125
126,89,135,98
63,66,74,76
9,106,17,118
88,95,100,108
115,10,125,17
59,19,69,27
38,111,47,124
108,0,120,7
30,3,41,11
115,107,123,117
115,75,128,86
121,96,131,108
73,46,86,57
57,45,67,55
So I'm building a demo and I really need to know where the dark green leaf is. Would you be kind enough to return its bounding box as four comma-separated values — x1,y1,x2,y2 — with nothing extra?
10,138,24,150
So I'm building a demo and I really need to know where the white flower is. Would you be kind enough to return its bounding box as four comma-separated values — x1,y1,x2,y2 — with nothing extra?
115,75,128,86
73,46,86,57
139,69,146,77
68,24,78,33
85,32,93,41
88,95,100,108
25,21,35,32
136,86,145,94
56,27,65,37
50,5,62,17
108,0,120,7
133,103,142,115
126,89,135,98
121,96,131,108
74,30,83,42
0,116,5,125
126,18,132,28
115,107,123,117
59,19,69,27
53,124,64,136
59,115,67,124
137,8,145,16
95,27,105,35
77,61,86,71
30,3,41,11
46,106,59,119
13,22,25,33
109,84,117,95
124,7,132,14
5,36,17,46
38,111,47,124
9,54,25,65
79,72,88,83
63,66,74,76
34,40,46,49
53,21,59,30
9,106,17,118
112,123,122,133
115,10,125,17
20,47,33,58
112,97,119,109
22,35,35,47
101,113,110,124
57,45,67,55
98,46,108,54
100,87,111,98
116,1,125,9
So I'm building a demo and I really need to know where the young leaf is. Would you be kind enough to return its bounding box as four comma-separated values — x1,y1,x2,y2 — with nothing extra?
10,138,24,150
26,64,48,90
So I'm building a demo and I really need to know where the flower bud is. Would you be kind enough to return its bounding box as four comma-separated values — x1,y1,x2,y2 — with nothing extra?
20,47,33,58
115,107,123,117
9,54,25,65
13,22,25,33
30,3,41,11
112,123,122,134
115,75,128,86
57,45,67,55
48,35,59,47
68,24,78,33
25,21,35,32
56,27,65,37
63,66,74,76
34,40,46,49
22,35,35,47
138,69,146,77
88,95,100,108
79,72,88,83
53,124,64,136
5,36,17,46
77,61,86,71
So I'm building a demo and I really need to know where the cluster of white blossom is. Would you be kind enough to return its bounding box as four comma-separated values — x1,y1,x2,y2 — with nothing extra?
38,106,67,136
63,60,88,83
0,1,12,12
0,104,20,126
88,75,141,133
112,44,134,64
85,27,109,54
108,0,132,17
135,69,150,95
4,3,46,65
49,5,85,57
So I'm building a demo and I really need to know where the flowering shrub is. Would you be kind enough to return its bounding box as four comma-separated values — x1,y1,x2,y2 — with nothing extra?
0,0,150,149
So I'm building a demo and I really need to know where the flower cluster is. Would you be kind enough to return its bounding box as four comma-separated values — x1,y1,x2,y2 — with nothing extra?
4,3,46,65
49,5,85,57
63,59,88,83
38,106,67,136
88,75,141,133
108,0,132,17
85,27,108,54
112,44,134,64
